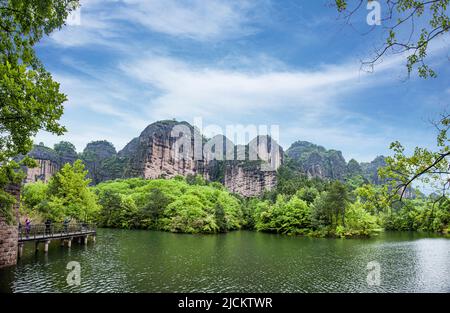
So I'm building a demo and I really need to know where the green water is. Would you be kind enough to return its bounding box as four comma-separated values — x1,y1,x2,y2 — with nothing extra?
0,229,449,293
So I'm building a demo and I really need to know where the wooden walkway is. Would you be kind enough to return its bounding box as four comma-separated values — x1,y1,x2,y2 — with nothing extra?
18,223,96,256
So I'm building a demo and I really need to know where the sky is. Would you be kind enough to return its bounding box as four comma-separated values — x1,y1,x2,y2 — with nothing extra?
33,0,450,163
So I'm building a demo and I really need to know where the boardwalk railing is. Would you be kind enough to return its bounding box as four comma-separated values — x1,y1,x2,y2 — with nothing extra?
18,223,96,242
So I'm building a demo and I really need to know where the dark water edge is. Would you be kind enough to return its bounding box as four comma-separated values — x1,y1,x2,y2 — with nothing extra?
0,229,449,293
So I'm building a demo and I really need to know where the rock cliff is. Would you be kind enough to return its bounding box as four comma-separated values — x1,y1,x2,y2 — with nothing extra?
286,141,347,180
23,144,61,183
286,141,386,185
223,135,283,197
80,140,119,184
117,121,283,196
21,121,389,197
120,120,208,179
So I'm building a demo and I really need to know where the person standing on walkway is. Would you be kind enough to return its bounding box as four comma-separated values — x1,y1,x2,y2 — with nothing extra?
45,219,52,235
25,217,31,238
63,217,72,233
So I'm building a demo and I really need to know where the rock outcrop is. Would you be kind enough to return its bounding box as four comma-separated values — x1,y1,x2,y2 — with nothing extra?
120,120,208,179
286,141,347,180
286,141,386,185
117,121,283,196
360,156,387,185
24,145,60,183
21,121,390,197
80,140,119,184
223,135,283,197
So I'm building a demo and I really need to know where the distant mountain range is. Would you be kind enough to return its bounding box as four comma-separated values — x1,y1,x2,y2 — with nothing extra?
285,140,386,185
20,120,387,196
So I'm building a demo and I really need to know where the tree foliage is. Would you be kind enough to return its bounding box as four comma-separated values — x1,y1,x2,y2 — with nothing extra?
378,112,450,202
0,0,79,224
335,0,449,78
21,160,99,222
93,176,243,234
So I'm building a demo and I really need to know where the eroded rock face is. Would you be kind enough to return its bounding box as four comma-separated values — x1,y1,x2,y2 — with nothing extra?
121,120,208,179
286,141,387,185
286,141,347,180
25,159,59,183
20,121,284,197
81,141,119,184
361,156,387,185
223,135,283,196
119,121,283,197
224,163,278,197
24,145,61,183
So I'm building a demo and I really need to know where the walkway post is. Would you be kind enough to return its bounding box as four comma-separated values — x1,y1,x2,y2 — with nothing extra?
18,243,24,258
67,238,72,248
44,240,50,253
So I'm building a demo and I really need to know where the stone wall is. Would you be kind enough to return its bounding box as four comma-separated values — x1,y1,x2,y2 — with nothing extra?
0,185,20,268
0,224,18,268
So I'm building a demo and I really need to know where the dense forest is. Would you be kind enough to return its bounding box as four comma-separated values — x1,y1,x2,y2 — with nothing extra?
20,156,450,238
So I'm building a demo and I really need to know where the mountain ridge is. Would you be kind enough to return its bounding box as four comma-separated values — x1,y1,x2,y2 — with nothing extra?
21,120,387,196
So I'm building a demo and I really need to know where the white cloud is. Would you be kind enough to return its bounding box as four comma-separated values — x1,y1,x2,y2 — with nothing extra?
119,0,261,41
35,2,450,159
119,54,390,122
47,0,265,47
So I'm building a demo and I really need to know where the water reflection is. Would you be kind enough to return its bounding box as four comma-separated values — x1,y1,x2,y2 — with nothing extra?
0,230,449,293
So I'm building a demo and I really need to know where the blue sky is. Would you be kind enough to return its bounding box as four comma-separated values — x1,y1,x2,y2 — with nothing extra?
34,0,450,163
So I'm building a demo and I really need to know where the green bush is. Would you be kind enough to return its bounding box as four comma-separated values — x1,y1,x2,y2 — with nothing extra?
255,195,312,235
93,176,244,234
21,160,99,223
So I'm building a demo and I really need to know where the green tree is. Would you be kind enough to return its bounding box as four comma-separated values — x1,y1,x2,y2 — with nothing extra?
46,160,99,222
342,201,379,237
54,141,77,160
295,187,319,205
214,202,227,233
311,192,332,229
378,113,450,201
21,180,47,212
0,0,79,224
255,195,312,235
140,188,171,228
326,180,350,227
335,0,449,78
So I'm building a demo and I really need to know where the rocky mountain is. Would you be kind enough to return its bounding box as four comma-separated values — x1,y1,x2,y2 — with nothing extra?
286,141,386,185
360,156,387,185
223,135,284,197
286,141,348,180
117,121,283,196
22,144,61,183
21,140,125,185
119,120,207,179
21,121,388,196
80,140,120,184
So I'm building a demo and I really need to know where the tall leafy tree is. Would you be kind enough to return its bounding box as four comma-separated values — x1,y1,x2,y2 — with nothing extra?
0,0,79,224
378,112,450,203
326,181,350,227
335,0,449,78
46,160,99,222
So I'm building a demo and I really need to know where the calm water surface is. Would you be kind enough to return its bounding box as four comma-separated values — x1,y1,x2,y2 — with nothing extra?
0,229,449,293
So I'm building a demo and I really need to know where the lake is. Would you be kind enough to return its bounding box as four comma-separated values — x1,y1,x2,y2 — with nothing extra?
0,229,449,293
